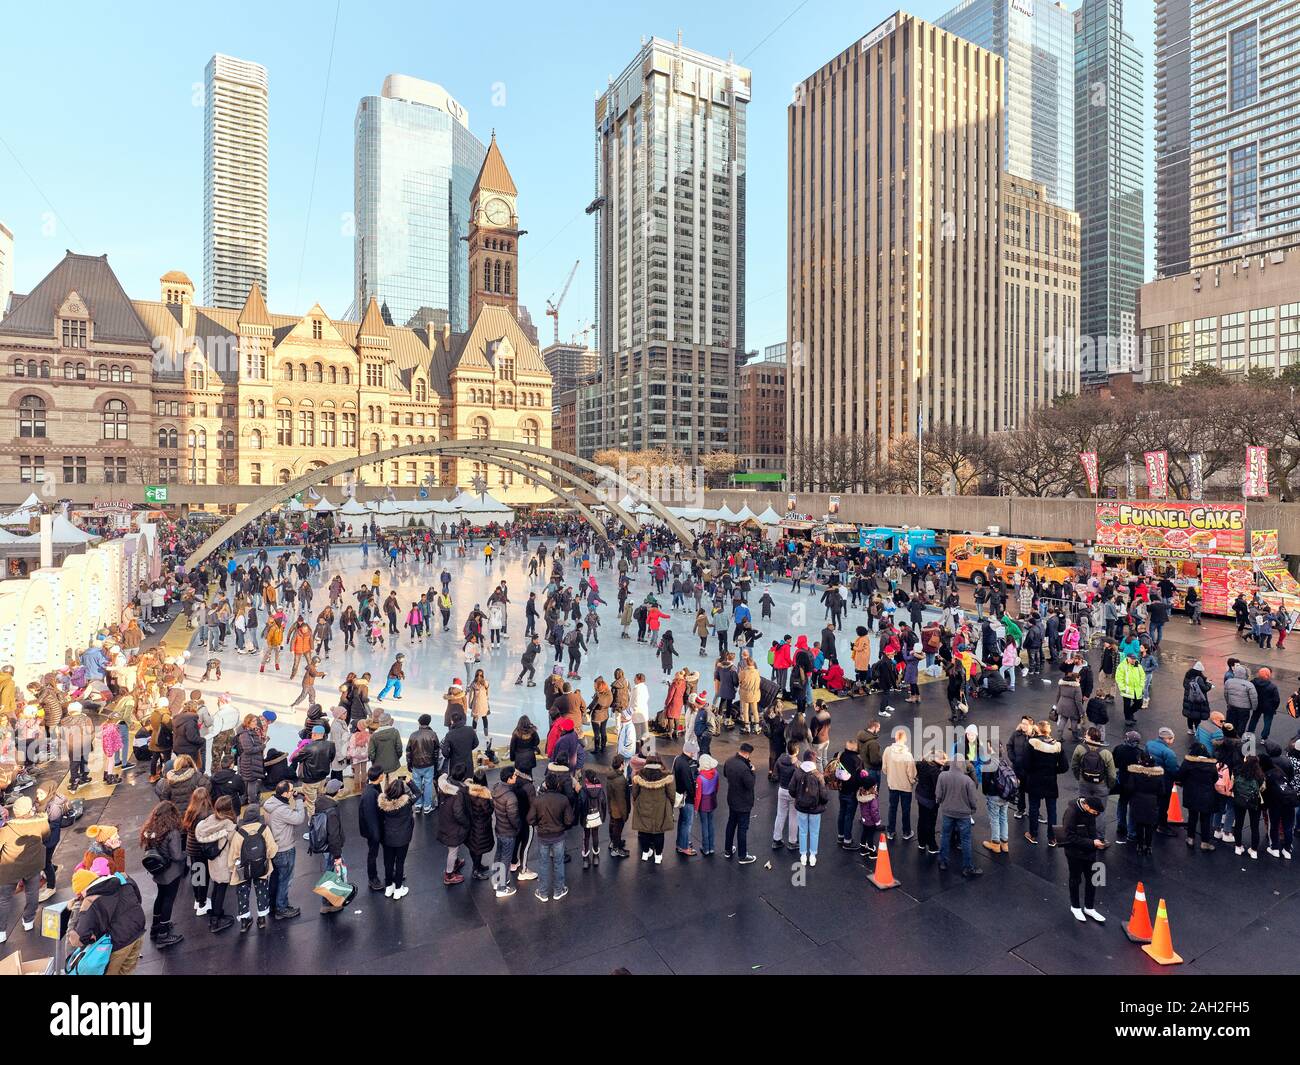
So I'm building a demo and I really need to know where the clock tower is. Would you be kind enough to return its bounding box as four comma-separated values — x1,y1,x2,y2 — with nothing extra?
467,132,520,325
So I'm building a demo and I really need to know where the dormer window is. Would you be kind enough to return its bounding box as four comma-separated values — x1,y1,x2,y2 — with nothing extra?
62,319,87,348
312,319,323,340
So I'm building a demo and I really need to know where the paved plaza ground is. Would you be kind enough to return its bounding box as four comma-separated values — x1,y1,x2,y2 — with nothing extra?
14,541,1300,975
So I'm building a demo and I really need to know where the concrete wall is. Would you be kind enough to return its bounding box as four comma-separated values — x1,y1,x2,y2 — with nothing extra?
699,491,1300,555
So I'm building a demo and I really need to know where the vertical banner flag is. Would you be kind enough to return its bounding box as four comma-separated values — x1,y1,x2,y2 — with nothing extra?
828,494,841,516
1124,453,1136,499
1245,446,1269,498
1143,450,1169,499
1190,453,1204,501
786,493,797,513
1079,452,1100,496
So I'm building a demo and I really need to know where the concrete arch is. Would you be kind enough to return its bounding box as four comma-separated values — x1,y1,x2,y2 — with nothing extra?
434,441,639,534
184,439,696,568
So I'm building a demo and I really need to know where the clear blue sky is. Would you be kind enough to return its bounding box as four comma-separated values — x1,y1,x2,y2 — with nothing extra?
0,0,1153,351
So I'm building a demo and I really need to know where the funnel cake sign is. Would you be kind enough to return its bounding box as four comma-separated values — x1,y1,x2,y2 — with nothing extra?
1095,502,1247,559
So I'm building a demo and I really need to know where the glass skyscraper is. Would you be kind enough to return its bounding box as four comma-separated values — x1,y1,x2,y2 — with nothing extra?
1075,0,1145,381
1188,0,1300,268
354,76,485,331
1155,0,1192,277
937,0,1075,210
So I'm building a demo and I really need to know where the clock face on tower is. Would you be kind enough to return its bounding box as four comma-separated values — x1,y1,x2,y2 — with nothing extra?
483,197,511,227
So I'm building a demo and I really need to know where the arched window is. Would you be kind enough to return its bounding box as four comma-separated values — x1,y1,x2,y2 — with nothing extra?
483,259,491,291
122,366,132,383
101,399,128,440
247,400,256,419
415,380,427,402
494,260,502,293
110,365,122,383
39,362,50,378
158,427,178,449
329,366,337,384
312,362,324,383
277,468,291,485
521,418,540,447
19,395,46,437
197,428,207,448
298,363,307,381
250,429,263,449
369,433,381,453
471,415,490,441
283,363,294,381
225,430,235,450
504,263,511,295
343,367,351,385
257,401,265,418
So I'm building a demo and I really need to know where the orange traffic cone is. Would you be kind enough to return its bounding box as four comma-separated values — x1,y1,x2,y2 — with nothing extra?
1141,898,1184,965
868,833,900,890
1166,785,1185,826
1122,881,1154,943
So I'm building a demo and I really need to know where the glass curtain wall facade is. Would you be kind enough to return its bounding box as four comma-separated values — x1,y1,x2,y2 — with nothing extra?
1155,0,1193,276
1075,0,1145,383
354,79,486,331
1189,0,1300,268
937,0,1076,210
591,38,750,459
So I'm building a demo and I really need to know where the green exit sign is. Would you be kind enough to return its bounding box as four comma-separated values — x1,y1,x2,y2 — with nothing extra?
144,485,168,504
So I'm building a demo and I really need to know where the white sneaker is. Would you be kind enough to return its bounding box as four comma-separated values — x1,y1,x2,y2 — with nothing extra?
517,869,538,882
1234,845,1245,856
0,930,6,943
641,850,652,862
393,885,409,900
1222,833,1236,844
1267,847,1280,858
385,884,395,897
653,853,663,864
196,899,211,916
1284,849,1292,860
1070,907,1086,922
1248,849,1258,860
1213,829,1224,840
809,854,817,866
21,919,33,931
1083,908,1106,923
800,853,808,866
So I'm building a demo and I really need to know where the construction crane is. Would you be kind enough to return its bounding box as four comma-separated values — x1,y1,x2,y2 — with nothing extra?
546,259,580,346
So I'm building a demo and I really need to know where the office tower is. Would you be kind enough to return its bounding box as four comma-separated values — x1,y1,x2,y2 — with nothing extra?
739,345,787,475
354,75,486,331
936,0,1076,210
1001,175,1080,420
1188,0,1300,268
203,54,269,309
787,12,1004,479
592,35,750,459
0,221,12,318
1154,0,1192,277
1074,0,1145,384
542,341,598,395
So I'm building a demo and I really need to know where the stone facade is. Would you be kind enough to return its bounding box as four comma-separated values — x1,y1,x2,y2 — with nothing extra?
0,142,552,505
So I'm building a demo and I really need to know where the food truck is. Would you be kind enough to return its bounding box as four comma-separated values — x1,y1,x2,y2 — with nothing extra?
859,526,947,568
1091,501,1300,616
946,534,1079,585
812,522,864,548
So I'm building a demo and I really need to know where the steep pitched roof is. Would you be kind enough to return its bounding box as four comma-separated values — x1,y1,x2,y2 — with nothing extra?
454,304,548,376
471,133,517,198
358,296,388,341
237,283,272,328
0,251,152,345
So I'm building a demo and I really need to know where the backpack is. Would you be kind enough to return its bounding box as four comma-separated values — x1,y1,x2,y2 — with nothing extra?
199,833,224,861
1185,680,1209,713
236,824,269,879
1214,764,1234,797
995,757,1020,801
1279,766,1300,808
307,809,331,854
706,708,721,736
64,872,128,977
140,844,168,876
824,754,844,792
1079,747,1107,786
